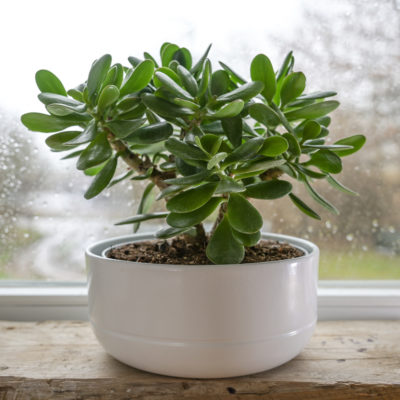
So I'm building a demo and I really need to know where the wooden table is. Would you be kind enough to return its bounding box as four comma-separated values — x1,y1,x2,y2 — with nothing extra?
0,321,399,399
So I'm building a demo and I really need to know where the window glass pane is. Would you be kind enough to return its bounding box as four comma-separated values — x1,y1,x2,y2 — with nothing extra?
0,0,399,280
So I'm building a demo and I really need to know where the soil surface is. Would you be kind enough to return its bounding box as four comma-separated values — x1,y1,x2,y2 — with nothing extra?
106,238,304,265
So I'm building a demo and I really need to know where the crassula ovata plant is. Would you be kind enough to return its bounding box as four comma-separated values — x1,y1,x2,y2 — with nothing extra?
21,43,366,264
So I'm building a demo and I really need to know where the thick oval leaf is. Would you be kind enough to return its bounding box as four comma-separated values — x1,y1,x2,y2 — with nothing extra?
245,180,292,199
161,43,180,66
259,136,288,157
233,159,286,175
105,118,146,139
64,120,97,145
303,177,339,215
298,91,337,101
221,116,242,148
45,131,81,151
191,44,212,76
197,59,211,97
153,67,182,88
306,149,342,174
116,212,169,225
97,85,120,114
289,193,321,220
165,137,209,161
285,100,340,121
232,229,261,247
209,100,244,119
173,98,200,110
201,121,225,134
211,70,230,96
124,122,173,144
156,226,191,239
35,70,67,96
200,134,222,155
173,48,192,69
120,60,155,96
248,103,280,127
333,135,366,157
142,93,193,118
206,216,244,264
176,65,198,97
219,61,246,85
282,133,301,157
76,131,112,170
215,177,245,194
154,71,192,100
276,51,294,82
302,120,321,140
164,169,212,186
87,54,112,103
223,136,265,166
37,93,86,109
327,174,358,196
250,54,276,102
280,72,306,106
21,112,80,133
227,193,263,234
166,182,217,213
103,63,123,88
167,197,224,228
46,103,80,116
84,156,117,199
217,81,264,103
176,157,201,176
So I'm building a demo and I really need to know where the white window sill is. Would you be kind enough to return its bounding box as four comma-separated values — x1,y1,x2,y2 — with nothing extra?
0,281,399,321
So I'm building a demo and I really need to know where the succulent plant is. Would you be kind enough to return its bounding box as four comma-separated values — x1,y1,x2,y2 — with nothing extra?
21,43,366,264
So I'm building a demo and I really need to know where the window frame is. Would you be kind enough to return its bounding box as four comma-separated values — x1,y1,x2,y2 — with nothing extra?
0,280,399,321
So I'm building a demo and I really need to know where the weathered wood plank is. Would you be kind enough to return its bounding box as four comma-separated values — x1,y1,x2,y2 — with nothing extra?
0,321,399,399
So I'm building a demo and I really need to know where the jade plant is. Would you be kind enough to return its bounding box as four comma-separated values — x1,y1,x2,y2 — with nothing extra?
21,43,365,264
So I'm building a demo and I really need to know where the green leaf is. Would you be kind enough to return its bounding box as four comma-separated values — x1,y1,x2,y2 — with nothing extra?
191,44,212,77
276,51,294,82
258,136,288,157
206,216,244,264
211,70,230,96
201,121,224,134
84,156,117,199
143,51,159,68
173,98,200,110
38,93,86,108
161,43,180,66
221,116,242,148
303,177,339,215
298,91,337,100
306,149,342,174
128,56,142,67
103,63,123,88
165,137,209,161
21,112,81,133
35,70,67,96
115,212,169,226
223,137,265,166
87,54,112,103
285,100,340,121
217,81,264,103
108,170,134,187
173,48,193,69
250,54,276,102
282,133,301,157
209,100,244,119
215,177,245,194
332,135,366,157
97,85,120,114
289,193,321,220
64,119,97,145
84,162,106,176
166,182,217,213
176,65,198,97
130,167,154,180
207,152,227,170
156,226,191,239
295,164,327,179
176,157,201,176
153,67,182,88
124,122,173,144
245,180,292,199
248,103,280,127
219,61,246,85
167,197,224,228
156,185,184,200
232,229,261,247
154,71,192,100
164,169,213,186
45,131,81,151
226,193,263,234
133,182,156,232
327,174,358,196
76,131,112,170
233,159,286,175
46,103,81,117
120,60,155,96
142,93,193,118
280,72,306,106
200,134,222,155
197,59,211,97
105,118,147,139
302,120,321,141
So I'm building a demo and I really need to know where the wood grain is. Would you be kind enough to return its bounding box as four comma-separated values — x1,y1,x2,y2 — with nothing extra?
0,320,399,399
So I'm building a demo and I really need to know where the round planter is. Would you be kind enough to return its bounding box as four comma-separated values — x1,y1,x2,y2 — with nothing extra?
86,232,319,378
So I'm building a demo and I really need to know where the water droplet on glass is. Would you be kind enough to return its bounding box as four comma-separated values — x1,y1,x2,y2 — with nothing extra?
372,219,379,227
362,245,368,251
346,233,354,242
388,226,395,233
325,221,332,229
23,233,30,239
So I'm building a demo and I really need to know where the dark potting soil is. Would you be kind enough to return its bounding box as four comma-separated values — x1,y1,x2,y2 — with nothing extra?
106,238,305,265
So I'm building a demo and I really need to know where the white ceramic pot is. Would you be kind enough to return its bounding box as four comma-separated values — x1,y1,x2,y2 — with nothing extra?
86,232,319,378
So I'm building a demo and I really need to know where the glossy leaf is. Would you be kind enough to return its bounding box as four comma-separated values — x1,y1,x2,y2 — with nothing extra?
200,134,222,155
153,67,182,88
156,226,191,239
120,60,155,96
108,170,134,187
84,156,117,199
211,70,230,96
134,182,156,232
289,193,321,220
282,133,301,157
285,100,340,121
306,149,342,174
217,81,264,103
116,212,169,225
245,180,292,199
207,152,227,170
97,85,120,114
258,136,288,157
191,44,212,77
167,197,224,228
332,135,366,157
165,137,209,161
87,54,112,103
142,93,193,118
280,72,306,106
76,131,112,170
176,65,198,97
161,43,180,66
105,118,146,139
219,61,246,85
298,91,337,100
154,71,192,100
206,216,244,264
124,122,173,144
173,48,192,69
248,103,280,127
250,54,276,101
223,137,264,166
21,112,81,133
164,170,212,185
221,116,242,148
45,131,81,151
327,174,358,196
35,70,67,96
303,177,339,215
227,193,263,234
233,159,286,175
215,177,245,194
232,229,261,247
197,59,211,97
302,120,321,141
64,120,97,145
167,182,217,213
209,100,244,119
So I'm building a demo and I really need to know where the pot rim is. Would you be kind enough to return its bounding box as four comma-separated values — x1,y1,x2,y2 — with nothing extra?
86,232,319,270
